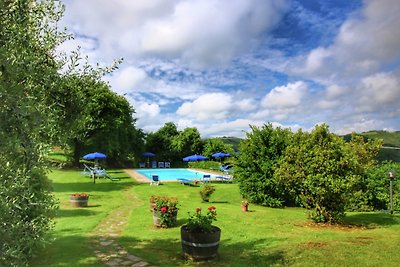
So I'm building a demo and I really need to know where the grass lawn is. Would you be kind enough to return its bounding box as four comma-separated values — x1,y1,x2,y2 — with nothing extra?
32,168,400,266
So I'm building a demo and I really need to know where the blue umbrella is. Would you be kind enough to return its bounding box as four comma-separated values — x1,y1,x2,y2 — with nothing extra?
83,152,107,160
183,154,208,162
82,152,107,184
143,152,156,157
143,152,156,167
211,152,230,158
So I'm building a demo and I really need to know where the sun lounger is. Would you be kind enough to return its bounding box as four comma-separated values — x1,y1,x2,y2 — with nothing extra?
216,175,233,183
158,162,164,168
177,178,198,186
139,162,145,168
165,162,171,168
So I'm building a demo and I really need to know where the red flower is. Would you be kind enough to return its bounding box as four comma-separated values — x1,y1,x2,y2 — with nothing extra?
208,206,216,211
160,207,167,213
196,208,201,214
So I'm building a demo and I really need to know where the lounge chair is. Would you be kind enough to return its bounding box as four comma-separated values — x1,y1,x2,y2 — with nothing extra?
94,167,120,181
165,162,171,168
177,178,198,186
151,161,157,168
219,164,232,172
158,162,164,168
150,175,159,186
81,163,94,176
216,175,233,183
139,162,145,168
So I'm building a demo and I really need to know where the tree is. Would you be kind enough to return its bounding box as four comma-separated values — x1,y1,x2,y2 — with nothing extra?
0,1,64,265
276,125,381,223
145,122,179,162
202,138,234,158
233,124,292,207
61,75,144,167
171,127,203,157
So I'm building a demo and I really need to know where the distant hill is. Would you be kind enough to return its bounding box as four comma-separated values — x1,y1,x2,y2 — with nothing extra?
342,131,400,162
218,136,242,151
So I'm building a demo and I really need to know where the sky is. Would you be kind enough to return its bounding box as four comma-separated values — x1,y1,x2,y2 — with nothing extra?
58,0,400,138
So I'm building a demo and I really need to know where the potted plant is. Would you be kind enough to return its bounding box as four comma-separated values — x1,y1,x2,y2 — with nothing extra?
199,184,215,202
70,193,89,207
241,200,249,212
152,196,179,228
181,206,221,261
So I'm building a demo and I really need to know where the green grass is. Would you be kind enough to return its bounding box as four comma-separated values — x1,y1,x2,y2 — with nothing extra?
32,169,400,266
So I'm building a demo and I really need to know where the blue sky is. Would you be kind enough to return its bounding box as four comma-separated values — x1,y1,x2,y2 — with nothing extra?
59,0,400,137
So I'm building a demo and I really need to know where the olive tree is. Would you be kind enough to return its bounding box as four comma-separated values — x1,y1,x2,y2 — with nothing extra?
0,1,64,265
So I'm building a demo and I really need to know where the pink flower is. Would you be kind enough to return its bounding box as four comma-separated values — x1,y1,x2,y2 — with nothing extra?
160,207,167,213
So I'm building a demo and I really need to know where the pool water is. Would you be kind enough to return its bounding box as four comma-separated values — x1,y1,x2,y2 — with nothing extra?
135,168,216,181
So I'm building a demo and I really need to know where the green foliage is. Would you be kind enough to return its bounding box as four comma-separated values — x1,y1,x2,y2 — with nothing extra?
145,122,179,162
276,125,381,223
218,136,242,151
151,196,179,228
188,160,221,170
185,206,217,233
171,127,203,156
233,124,292,207
0,1,62,265
342,131,400,162
355,162,400,211
60,75,144,167
202,138,234,158
145,123,204,165
200,184,216,202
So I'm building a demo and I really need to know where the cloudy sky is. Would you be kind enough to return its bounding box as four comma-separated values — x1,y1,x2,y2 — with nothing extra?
59,0,400,137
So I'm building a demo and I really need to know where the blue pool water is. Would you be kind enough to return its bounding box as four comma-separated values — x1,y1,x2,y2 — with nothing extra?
135,168,216,181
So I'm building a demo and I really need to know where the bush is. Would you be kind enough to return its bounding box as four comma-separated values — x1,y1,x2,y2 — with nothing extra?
352,162,400,211
276,125,381,223
233,124,292,207
200,184,216,202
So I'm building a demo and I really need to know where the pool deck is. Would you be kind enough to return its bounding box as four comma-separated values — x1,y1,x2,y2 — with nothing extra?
123,169,149,183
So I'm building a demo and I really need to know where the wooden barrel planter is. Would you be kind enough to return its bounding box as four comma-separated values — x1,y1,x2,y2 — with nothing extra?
70,195,89,207
181,226,221,261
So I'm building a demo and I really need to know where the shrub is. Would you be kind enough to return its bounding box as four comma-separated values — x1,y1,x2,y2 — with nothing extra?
200,184,216,202
233,124,292,207
276,125,381,223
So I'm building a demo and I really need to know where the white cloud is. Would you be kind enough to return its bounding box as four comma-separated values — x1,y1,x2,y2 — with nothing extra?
58,0,400,137
357,72,400,112
112,67,148,94
261,81,307,108
61,0,289,67
177,93,233,121
291,0,400,81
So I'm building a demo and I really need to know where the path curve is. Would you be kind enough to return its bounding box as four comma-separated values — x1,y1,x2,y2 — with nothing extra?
89,187,156,267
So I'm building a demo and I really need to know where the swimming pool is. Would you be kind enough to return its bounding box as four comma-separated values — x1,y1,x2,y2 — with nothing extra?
135,168,216,181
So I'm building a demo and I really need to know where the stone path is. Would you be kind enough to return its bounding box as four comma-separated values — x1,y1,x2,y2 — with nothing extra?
89,190,156,267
